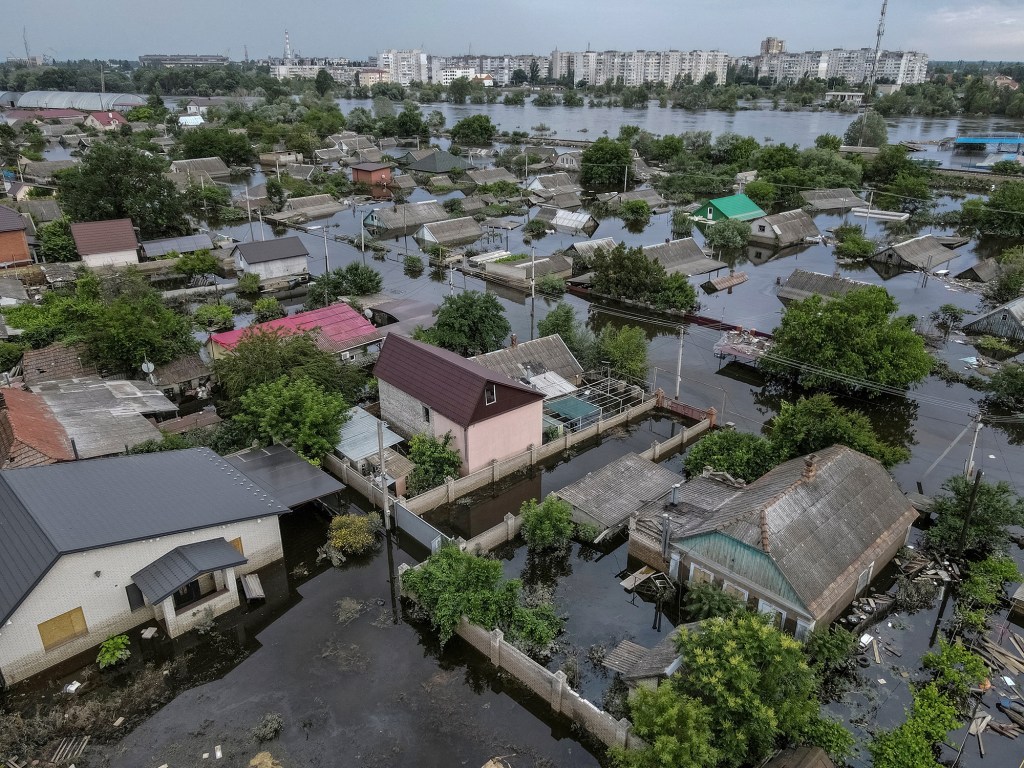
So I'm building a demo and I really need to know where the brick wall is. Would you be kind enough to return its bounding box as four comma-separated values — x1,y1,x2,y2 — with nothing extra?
0,516,283,685
378,379,433,440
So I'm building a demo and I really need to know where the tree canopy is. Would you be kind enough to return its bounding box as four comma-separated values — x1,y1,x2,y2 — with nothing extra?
304,264,383,309
581,137,633,189
963,181,1024,238
415,290,510,356
597,324,649,382
36,218,79,263
925,474,1024,557
590,243,697,312
177,127,254,166
407,432,463,496
56,142,189,240
843,112,888,147
520,494,575,551
537,302,600,370
760,287,932,394
449,114,497,145
683,429,777,482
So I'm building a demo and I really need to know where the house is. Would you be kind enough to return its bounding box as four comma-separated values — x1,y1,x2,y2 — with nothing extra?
149,354,212,399
18,159,79,184
84,111,128,131
414,217,483,247
373,334,545,475
364,200,448,237
231,236,309,280
528,172,577,193
565,237,617,272
603,628,685,690
533,206,599,236
19,343,97,387
352,148,386,164
954,258,1003,283
472,335,584,395
697,194,766,223
208,302,382,362
141,233,215,260
389,174,417,191
395,148,439,165
556,452,683,539
29,376,177,458
178,115,205,128
799,188,867,212
530,188,582,210
69,219,140,267
629,445,919,634
314,147,345,165
871,234,955,274
11,198,63,227
962,297,1024,342
0,449,292,685
351,162,393,188
554,151,583,172
0,388,75,469
747,209,820,249
604,188,668,212
0,205,31,267
169,156,231,180
428,175,454,189
0,277,29,307
258,150,304,167
284,163,318,181
271,195,344,223
406,150,473,174
337,136,377,155
365,297,439,337
224,443,344,509
477,253,573,287
643,238,728,277
776,269,870,306
467,168,518,186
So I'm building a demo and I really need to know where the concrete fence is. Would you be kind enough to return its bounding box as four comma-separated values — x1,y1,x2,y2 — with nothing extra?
398,563,642,752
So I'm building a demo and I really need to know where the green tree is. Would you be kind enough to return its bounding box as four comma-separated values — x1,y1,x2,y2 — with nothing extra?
843,112,888,147
925,474,1024,557
703,219,750,264
598,324,648,381
869,683,959,768
761,288,933,394
56,142,188,239
619,199,652,227
537,302,600,370
928,303,967,340
304,264,384,309
87,292,198,376
37,217,79,262
450,114,496,145
591,242,664,302
962,181,1024,237
814,133,842,151
833,225,876,259
416,291,510,355
233,376,348,462
178,127,254,166
682,582,747,621
981,261,1024,306
743,179,777,210
174,248,219,285
520,494,575,551
193,303,233,331
407,432,463,495
314,68,334,97
611,682,719,768
767,394,910,468
683,429,778,482
447,76,472,104
581,137,633,189
922,639,989,706
252,296,287,323
986,363,1024,409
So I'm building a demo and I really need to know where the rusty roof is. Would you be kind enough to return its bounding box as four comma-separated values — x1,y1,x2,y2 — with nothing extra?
20,343,96,386
0,388,75,463
69,218,138,256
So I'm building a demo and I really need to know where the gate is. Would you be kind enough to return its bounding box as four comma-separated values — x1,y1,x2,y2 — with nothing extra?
394,501,450,553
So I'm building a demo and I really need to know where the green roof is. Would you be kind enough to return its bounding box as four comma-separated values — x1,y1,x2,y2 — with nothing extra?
708,194,766,221
546,396,600,421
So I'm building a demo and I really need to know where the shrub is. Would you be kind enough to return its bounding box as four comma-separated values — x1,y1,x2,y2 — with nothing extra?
404,254,425,276
251,712,284,743
536,273,565,296
252,296,286,323
523,219,548,238
520,494,574,551
326,513,382,559
237,271,261,296
682,582,747,621
193,303,234,331
97,634,131,669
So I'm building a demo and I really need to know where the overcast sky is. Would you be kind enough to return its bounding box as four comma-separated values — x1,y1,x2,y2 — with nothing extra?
4,0,1022,63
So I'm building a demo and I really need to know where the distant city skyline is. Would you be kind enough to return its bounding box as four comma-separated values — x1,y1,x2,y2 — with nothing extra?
3,0,1022,63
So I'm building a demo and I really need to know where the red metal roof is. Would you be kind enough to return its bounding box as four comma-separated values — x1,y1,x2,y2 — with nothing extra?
211,302,378,353
0,388,75,462
69,219,138,256
88,111,127,126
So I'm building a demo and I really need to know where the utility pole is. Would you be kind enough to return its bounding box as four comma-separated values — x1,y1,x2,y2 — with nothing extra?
377,419,391,531
22,27,31,62
674,326,684,400
858,0,888,147
964,416,983,477
955,469,984,559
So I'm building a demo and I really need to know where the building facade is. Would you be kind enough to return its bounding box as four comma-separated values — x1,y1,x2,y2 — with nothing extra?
549,48,730,86
377,49,429,86
750,48,928,85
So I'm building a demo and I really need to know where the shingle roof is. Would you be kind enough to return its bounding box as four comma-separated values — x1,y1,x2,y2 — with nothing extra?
0,448,289,625
170,157,230,177
472,335,583,385
224,443,345,508
415,216,483,246
749,209,820,246
776,269,870,305
374,334,544,428
406,150,473,174
132,538,248,605
232,236,309,265
365,200,447,233
707,193,765,221
335,406,403,461
0,388,74,463
69,218,138,256
467,167,518,185
0,205,27,233
210,302,377,353
11,199,63,225
799,188,867,212
955,258,1003,283
20,343,96,386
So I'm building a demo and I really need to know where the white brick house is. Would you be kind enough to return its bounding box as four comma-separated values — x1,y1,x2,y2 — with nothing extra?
0,449,291,687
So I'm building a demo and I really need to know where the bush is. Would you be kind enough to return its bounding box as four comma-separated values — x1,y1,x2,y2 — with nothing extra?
520,494,574,551
96,634,131,669
237,271,262,297
326,513,382,559
252,296,286,323
0,340,26,372
536,273,565,296
682,582,747,620
251,712,284,743
404,254,425,276
407,432,462,495
193,303,234,331
523,218,548,238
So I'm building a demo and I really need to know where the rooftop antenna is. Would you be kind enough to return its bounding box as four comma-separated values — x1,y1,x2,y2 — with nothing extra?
859,0,888,146
244,44,249,63
284,30,292,62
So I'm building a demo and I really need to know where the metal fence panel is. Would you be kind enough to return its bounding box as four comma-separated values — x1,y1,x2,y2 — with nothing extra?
395,500,451,551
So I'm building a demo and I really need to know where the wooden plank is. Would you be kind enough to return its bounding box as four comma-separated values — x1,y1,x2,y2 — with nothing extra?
241,573,265,600
872,639,882,665
619,566,656,591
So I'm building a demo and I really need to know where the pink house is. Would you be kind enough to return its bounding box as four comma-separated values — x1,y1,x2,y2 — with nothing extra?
373,335,544,476
85,111,128,131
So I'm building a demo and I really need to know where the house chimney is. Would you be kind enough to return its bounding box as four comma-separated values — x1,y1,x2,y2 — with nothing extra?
670,483,680,505
510,333,518,347
803,453,817,481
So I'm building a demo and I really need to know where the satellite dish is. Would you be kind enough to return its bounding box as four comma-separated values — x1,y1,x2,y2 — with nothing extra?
141,361,155,374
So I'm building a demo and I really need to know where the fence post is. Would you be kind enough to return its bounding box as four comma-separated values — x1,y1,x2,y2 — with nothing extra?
504,512,516,542
616,718,631,748
564,430,570,451
652,440,660,461
529,443,537,466
706,407,717,428
490,628,503,665
596,417,604,436
446,477,456,504
491,459,499,484
396,563,410,595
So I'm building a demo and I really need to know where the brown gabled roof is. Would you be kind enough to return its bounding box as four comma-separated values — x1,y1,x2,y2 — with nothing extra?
69,218,138,256
373,334,544,428
0,205,27,234
0,388,75,462
20,343,96,386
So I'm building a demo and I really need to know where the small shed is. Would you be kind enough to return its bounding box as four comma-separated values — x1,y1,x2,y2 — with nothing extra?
962,297,1024,342
232,236,309,280
414,217,483,247
776,269,870,306
698,194,765,223
643,238,727,277
467,167,518,185
872,234,955,273
800,187,867,212
351,162,393,187
70,218,140,267
335,406,404,475
149,354,211,398
955,259,1003,283
748,209,820,248
533,206,599,236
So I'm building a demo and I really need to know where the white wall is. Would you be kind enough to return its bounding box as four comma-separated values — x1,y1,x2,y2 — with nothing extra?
0,516,283,686
82,250,139,268
241,255,308,280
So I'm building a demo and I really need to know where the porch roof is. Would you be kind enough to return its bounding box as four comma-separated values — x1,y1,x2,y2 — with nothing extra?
132,538,247,605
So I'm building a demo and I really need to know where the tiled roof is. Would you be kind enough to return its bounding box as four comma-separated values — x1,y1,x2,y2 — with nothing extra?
210,302,377,353
69,218,138,256
0,205,27,233
20,343,96,386
0,388,75,463
87,111,127,126
374,334,543,428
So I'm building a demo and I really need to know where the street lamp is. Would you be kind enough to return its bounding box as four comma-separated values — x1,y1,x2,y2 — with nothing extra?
307,225,331,273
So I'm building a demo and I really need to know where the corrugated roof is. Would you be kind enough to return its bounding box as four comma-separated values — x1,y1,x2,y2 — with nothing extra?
963,297,1024,338
374,334,544,428
69,218,138,256
210,302,377,353
0,448,289,625
0,388,74,463
21,343,96,386
534,206,598,234
132,538,248,605
875,234,953,270
406,151,473,174
142,233,214,259
749,209,819,246
707,194,765,221
16,91,145,111
233,236,309,265
467,168,518,185
472,334,583,384
396,148,437,164
643,238,727,276
0,277,28,303
609,188,667,209
776,269,869,305
170,157,230,177
557,453,683,530
335,406,403,461
566,237,617,259
414,216,483,246
955,258,1003,283
19,159,79,180
11,199,63,224
799,188,867,211
530,172,576,191
365,200,447,233
0,204,27,233
151,354,210,386
224,443,345,508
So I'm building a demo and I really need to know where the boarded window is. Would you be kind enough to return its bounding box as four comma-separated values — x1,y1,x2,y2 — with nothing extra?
38,607,88,651
722,581,748,602
795,619,813,641
689,563,715,585
229,537,244,556
856,561,875,594
126,583,145,612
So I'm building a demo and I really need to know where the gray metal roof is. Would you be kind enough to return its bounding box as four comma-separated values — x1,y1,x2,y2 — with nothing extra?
534,206,598,234
406,151,473,174
365,200,447,234
233,236,309,265
955,258,1003,283
0,448,289,625
962,297,1024,340
414,216,483,246
875,234,953,270
224,443,345,508
799,187,866,211
749,209,820,247
132,538,247,605
16,91,146,111
776,269,870,306
142,233,215,259
335,406,403,461
467,167,518,185
169,157,230,177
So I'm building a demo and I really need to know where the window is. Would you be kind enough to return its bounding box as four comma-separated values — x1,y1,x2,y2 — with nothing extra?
722,582,748,602
758,225,766,232
707,206,714,218
229,537,244,556
485,384,496,405
795,619,814,641
38,607,89,651
689,563,715,585
126,584,146,612
856,561,875,594
422,405,430,423
757,599,786,629
341,351,353,361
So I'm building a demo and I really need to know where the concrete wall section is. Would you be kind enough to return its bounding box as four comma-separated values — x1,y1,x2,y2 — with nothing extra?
464,401,543,475
82,249,139,268
244,255,308,280
0,516,283,685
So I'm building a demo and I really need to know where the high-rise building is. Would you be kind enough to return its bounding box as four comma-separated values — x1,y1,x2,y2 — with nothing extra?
377,49,429,86
759,37,786,56
549,49,729,87
753,48,928,86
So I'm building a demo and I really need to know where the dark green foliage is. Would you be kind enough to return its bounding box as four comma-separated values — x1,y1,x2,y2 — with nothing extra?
843,112,888,147
96,634,131,669
804,626,858,679
37,218,79,262
922,639,989,708
304,264,383,309
537,302,601,370
618,199,651,226
925,474,1024,556
581,137,633,189
402,546,563,654
591,242,697,312
178,127,254,165
928,303,967,340
682,582,747,621
407,432,463,496
252,296,286,323
703,219,750,263
314,69,334,97
986,363,1024,410
0,341,26,372
684,430,777,482
597,324,649,381
962,181,1024,237
415,291,510,355
955,553,1022,632
743,179,777,210
833,225,876,259
236,271,261,297
611,682,718,768
193,303,233,331
450,114,496,144
869,683,959,768
174,248,219,281
520,494,575,551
